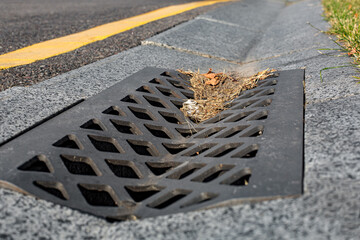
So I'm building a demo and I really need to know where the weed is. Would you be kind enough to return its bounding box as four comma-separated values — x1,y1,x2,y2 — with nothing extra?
322,0,360,82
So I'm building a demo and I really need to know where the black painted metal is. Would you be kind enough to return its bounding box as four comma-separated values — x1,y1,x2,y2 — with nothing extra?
0,67,304,220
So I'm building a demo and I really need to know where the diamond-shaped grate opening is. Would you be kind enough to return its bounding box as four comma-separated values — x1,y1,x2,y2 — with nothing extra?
0,67,304,220
147,189,192,209
105,159,142,179
78,184,118,207
18,155,53,173
110,119,142,135
125,185,164,202
88,135,124,153
146,161,182,176
34,181,69,200
60,155,101,176
53,134,83,150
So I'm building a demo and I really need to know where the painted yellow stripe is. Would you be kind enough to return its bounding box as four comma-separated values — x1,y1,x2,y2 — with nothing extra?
0,0,232,70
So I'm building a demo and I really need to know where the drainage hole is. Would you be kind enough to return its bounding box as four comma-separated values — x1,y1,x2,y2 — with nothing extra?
148,190,191,209
125,185,164,202
60,155,99,176
78,184,118,207
221,168,252,186
247,111,268,121
163,116,180,124
239,90,261,99
106,215,138,222
175,128,203,138
216,126,250,138
178,168,198,179
257,115,267,120
253,99,272,107
112,122,132,134
163,143,193,155
146,162,181,176
110,119,141,135
105,159,142,179
195,127,225,138
213,147,237,157
180,192,218,208
230,174,251,186
170,100,184,109
156,87,179,98
167,79,186,89
18,155,52,173
203,170,228,183
53,135,82,150
167,163,206,180
80,119,105,131
225,112,254,122
102,106,125,116
153,194,186,209
143,96,166,108
136,86,152,93
203,114,232,124
127,140,159,156
205,143,243,158
88,135,123,153
190,148,211,156
231,100,257,110
192,165,234,183
182,144,216,157
144,124,171,139
181,91,194,99
225,129,242,138
256,114,268,120
231,145,259,158
249,130,263,137
242,149,258,158
241,126,264,137
128,107,154,121
258,79,277,86
261,89,275,96
34,181,68,200
160,71,172,77
159,111,182,124
121,95,139,104
149,78,162,84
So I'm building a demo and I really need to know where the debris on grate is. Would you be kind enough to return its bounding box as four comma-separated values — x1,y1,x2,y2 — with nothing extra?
178,68,276,123
0,67,304,221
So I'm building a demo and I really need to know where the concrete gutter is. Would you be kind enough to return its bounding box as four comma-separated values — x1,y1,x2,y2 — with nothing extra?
0,0,359,239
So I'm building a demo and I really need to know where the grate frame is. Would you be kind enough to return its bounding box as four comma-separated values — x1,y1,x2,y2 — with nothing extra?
0,67,304,220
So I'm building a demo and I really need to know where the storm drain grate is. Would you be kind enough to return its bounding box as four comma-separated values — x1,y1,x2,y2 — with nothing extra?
0,67,304,220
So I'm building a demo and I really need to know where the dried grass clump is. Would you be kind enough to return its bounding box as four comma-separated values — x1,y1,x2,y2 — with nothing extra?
178,68,276,123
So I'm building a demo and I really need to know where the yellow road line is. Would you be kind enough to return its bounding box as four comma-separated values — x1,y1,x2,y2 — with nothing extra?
0,0,232,70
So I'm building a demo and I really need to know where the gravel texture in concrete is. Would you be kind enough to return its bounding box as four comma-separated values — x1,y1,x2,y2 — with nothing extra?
0,0,359,239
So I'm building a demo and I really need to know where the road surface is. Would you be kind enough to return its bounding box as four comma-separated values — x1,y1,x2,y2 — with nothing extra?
0,0,227,91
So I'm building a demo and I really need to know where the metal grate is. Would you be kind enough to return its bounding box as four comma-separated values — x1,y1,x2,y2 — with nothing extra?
0,67,304,220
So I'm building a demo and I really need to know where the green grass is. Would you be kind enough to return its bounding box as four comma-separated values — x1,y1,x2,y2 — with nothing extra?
322,0,360,80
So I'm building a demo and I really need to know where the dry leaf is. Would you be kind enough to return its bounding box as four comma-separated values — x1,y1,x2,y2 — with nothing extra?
205,78,220,86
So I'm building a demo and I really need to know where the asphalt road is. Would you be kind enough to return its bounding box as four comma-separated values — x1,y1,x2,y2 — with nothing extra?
0,0,227,91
